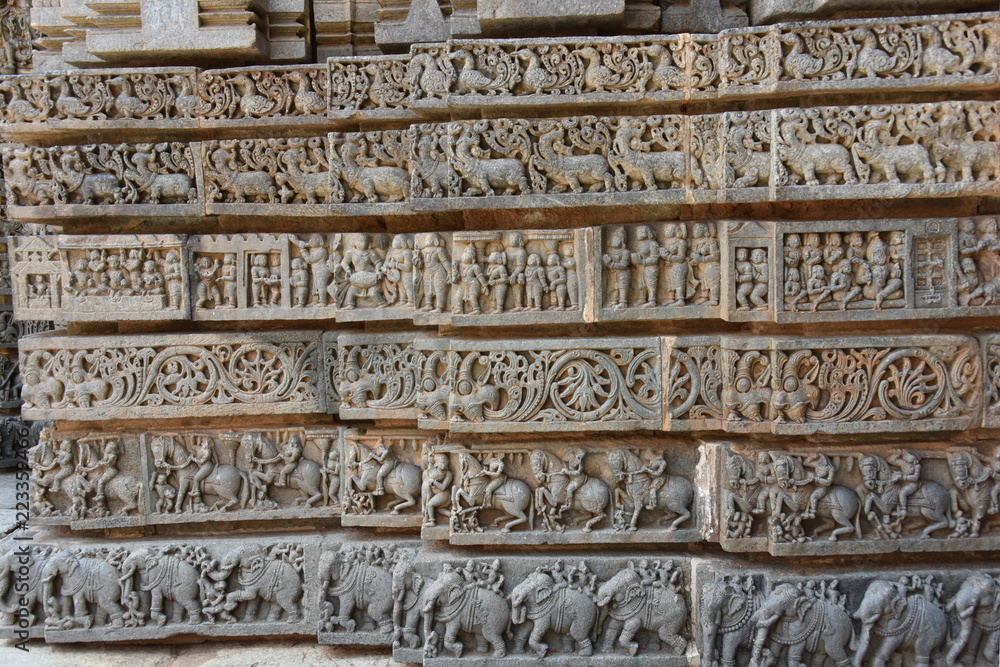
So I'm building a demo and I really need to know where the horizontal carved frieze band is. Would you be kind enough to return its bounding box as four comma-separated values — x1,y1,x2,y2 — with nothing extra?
18,330,991,431
666,334,982,434
1,13,996,135
715,442,1000,556
4,538,999,667
18,331,327,421
12,216,1000,325
5,100,999,220
0,535,329,642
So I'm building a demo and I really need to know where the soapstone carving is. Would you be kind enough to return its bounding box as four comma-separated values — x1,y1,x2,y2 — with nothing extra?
719,443,1000,555
342,430,424,525
19,332,324,420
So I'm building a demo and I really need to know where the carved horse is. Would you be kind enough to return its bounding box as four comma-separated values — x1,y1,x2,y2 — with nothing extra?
345,441,422,514
148,435,248,513
770,453,861,542
608,449,692,532
859,454,954,539
452,453,533,533
529,450,610,532
242,432,324,507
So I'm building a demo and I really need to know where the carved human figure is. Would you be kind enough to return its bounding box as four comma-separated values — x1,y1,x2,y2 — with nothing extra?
660,222,689,307
689,222,720,305
545,252,568,310
124,249,143,288
267,254,282,306
749,249,769,310
250,254,269,307
485,251,509,313
560,242,579,310
341,234,386,309
292,234,331,306
631,225,661,307
102,253,131,295
219,254,237,307
140,260,164,297
415,233,451,313
735,248,754,310
421,452,453,527
506,232,528,311
290,258,309,307
383,234,414,307
454,245,486,315
887,449,921,518
163,251,183,310
784,233,807,310
194,256,222,308
524,253,548,311
603,227,631,309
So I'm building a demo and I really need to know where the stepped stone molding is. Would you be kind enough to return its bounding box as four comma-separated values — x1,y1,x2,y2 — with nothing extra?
7,100,998,222
664,334,982,434
18,331,327,421
713,441,1000,556
12,217,1000,326
3,13,998,138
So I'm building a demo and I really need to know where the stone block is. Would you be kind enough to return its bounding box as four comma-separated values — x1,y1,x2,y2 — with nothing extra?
445,337,662,432
31,0,311,68
420,433,701,546
477,0,626,32
18,331,327,421
664,334,982,434
332,331,422,421
749,0,996,25
694,562,1000,667
710,440,1000,556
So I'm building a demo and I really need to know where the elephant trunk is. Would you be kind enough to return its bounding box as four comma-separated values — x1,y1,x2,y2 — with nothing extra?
511,600,525,625
946,614,974,664
852,622,872,667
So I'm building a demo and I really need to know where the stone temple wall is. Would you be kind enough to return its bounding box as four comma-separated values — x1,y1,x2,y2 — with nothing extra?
2,1,1000,666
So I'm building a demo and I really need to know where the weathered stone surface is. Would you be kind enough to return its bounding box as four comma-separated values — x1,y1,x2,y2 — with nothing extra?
15,216,1000,327
9,2,1000,665
30,0,312,69
4,13,998,141
713,441,1000,556
19,331,327,421
664,334,982,434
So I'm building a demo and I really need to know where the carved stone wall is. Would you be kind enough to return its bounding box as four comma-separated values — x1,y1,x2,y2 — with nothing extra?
3,3,1000,666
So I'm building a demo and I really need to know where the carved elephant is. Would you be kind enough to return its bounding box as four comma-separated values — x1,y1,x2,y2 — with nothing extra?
853,579,947,667
422,567,509,658
595,567,687,656
211,546,302,623
41,549,125,629
511,570,598,657
322,550,393,634
750,583,853,667
392,558,432,649
119,548,202,626
701,576,759,667
0,546,51,628
946,573,1000,666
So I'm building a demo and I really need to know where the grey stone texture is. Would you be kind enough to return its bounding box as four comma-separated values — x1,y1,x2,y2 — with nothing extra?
4,2,1000,666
